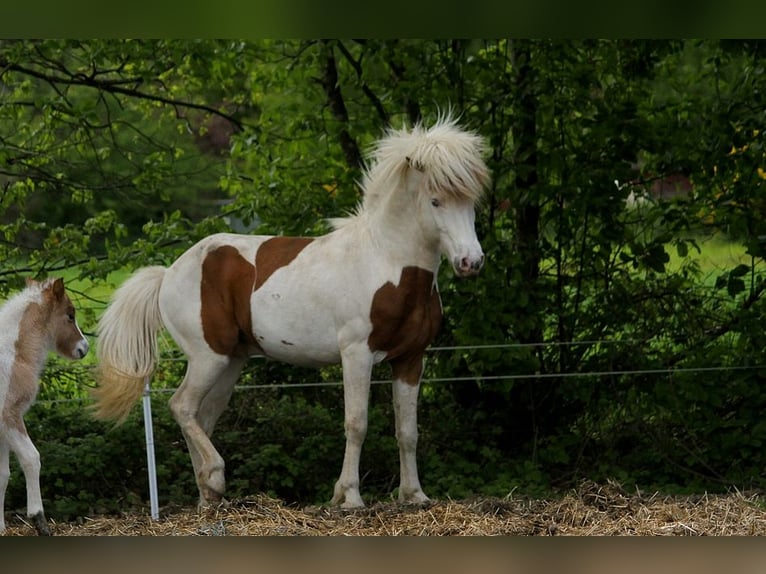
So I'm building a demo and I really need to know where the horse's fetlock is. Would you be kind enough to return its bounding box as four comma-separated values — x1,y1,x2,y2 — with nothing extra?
332,479,364,509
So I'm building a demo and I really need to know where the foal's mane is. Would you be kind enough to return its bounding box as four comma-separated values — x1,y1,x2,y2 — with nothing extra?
330,115,489,229
0,279,61,324
0,282,41,320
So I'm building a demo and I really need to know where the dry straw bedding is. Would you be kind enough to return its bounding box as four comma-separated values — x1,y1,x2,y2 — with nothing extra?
5,481,766,536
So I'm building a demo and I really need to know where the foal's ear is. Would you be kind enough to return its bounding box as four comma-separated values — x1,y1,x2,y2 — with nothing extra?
51,277,66,300
25,277,38,288
41,277,66,300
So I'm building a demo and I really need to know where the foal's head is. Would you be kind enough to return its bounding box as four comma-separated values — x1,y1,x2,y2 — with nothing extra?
28,277,90,360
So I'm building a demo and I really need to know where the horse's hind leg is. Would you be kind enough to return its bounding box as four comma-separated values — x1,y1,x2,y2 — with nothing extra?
198,356,245,436
3,420,50,535
169,354,244,508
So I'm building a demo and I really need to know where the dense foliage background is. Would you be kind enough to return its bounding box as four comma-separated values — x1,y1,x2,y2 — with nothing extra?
2,39,766,519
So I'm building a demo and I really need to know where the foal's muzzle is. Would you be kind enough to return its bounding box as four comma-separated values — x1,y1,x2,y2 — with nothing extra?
74,339,90,359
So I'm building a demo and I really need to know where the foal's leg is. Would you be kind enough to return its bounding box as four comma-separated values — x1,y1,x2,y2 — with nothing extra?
3,421,50,535
0,437,9,534
391,355,429,504
331,344,374,509
169,354,242,507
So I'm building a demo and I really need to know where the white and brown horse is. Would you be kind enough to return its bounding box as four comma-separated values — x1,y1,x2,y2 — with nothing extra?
0,278,89,535
92,117,490,509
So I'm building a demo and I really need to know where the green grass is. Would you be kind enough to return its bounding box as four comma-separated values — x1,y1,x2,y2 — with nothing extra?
668,233,763,287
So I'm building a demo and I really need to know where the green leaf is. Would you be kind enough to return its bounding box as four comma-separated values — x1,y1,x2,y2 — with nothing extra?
727,277,746,297
730,263,751,278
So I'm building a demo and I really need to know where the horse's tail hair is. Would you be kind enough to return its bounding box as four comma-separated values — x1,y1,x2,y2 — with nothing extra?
91,266,166,425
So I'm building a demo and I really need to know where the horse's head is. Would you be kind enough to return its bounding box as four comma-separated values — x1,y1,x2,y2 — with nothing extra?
31,277,90,360
402,119,489,277
355,116,490,277
438,200,484,277
417,186,484,277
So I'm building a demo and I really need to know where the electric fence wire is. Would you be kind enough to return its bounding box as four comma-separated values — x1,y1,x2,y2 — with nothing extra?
36,340,766,405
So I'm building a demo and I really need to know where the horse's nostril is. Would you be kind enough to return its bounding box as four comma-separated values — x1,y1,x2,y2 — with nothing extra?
455,255,483,276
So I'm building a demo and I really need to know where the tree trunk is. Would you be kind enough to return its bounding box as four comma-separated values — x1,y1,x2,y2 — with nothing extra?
511,41,543,348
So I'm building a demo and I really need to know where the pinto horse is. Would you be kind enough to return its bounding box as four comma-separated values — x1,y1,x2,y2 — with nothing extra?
0,278,89,535
92,117,489,509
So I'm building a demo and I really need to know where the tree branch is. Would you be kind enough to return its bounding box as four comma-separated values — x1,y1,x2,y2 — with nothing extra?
318,40,363,170
0,58,245,132
335,40,389,127
384,41,421,125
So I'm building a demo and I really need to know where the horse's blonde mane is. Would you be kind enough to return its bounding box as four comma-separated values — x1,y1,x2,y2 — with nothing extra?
330,115,489,230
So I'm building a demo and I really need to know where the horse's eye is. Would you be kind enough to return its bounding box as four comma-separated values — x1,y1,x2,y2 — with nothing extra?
67,313,75,322
431,198,441,207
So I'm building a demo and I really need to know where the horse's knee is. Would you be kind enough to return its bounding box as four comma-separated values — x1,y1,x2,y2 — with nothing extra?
344,416,367,444
396,425,418,452
17,446,41,477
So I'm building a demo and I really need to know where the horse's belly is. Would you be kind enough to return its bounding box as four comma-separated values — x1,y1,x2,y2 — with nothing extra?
250,303,343,367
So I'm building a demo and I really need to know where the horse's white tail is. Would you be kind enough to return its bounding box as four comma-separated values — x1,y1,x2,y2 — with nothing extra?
91,266,166,425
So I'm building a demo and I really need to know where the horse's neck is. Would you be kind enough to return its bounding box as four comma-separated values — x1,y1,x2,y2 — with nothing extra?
354,214,438,273
360,194,441,273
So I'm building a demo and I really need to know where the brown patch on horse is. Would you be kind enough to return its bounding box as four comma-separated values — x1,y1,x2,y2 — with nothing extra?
200,245,260,357
253,236,314,291
367,266,443,385
4,288,57,433
200,238,315,356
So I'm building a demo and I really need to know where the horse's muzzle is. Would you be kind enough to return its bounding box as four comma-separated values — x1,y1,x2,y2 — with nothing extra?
454,254,484,277
74,339,90,359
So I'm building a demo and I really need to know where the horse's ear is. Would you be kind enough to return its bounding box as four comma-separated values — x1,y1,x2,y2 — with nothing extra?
41,277,65,300
406,156,425,173
51,277,65,300
25,277,37,288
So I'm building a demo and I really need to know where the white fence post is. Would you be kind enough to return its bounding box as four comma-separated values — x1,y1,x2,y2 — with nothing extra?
142,377,159,520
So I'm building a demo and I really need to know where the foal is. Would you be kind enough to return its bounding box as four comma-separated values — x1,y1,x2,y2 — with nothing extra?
0,278,89,535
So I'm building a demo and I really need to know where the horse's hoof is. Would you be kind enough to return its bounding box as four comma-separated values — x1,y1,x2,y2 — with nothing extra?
399,491,432,507
31,512,51,536
198,494,230,512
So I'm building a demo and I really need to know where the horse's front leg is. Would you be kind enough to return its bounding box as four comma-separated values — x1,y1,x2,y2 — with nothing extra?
0,437,9,534
332,344,374,509
391,355,430,505
4,420,50,535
